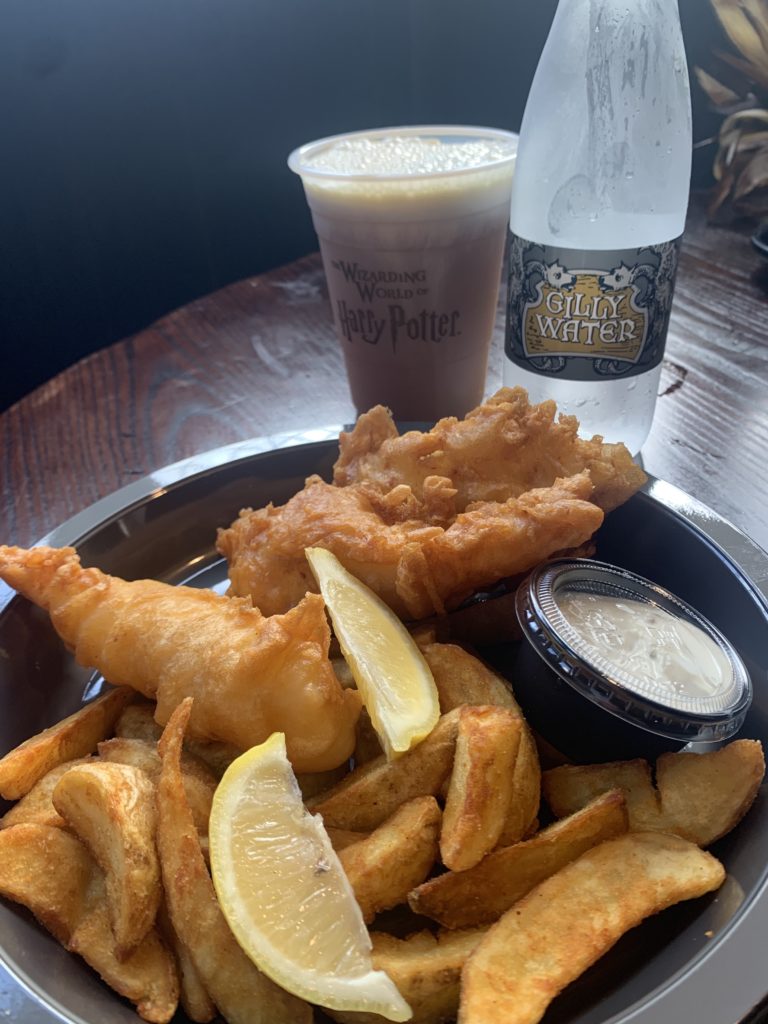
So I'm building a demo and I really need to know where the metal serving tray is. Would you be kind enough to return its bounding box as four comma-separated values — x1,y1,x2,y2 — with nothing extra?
1,427,766,1024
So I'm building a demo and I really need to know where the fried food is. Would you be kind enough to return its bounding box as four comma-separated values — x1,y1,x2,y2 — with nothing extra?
156,698,312,1024
542,739,765,846
327,826,372,852
52,762,162,958
295,763,352,801
219,475,446,618
337,796,441,923
219,389,643,621
0,545,360,773
0,822,94,942
422,644,540,846
97,737,217,835
308,709,460,831
0,757,93,830
459,832,725,1024
410,790,628,929
115,700,241,778
333,386,646,514
440,707,522,871
0,823,178,1023
156,900,216,1023
0,686,131,800
68,902,179,1024
326,928,487,1024
220,472,603,619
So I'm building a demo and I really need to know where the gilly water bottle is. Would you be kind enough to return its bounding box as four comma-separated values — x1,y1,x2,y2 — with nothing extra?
503,0,692,454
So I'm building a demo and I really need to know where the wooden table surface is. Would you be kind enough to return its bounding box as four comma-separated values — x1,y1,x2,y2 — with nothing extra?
2,198,767,551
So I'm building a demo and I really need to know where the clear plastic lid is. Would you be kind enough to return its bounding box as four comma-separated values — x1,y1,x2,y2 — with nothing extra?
516,559,752,744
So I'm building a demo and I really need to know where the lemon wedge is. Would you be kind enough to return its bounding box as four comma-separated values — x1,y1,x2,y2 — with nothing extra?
305,546,440,759
209,732,411,1022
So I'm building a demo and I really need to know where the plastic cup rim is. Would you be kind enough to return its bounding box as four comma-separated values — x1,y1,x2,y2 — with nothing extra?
287,124,519,183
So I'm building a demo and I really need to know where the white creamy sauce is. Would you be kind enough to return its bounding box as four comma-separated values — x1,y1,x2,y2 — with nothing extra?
556,592,731,699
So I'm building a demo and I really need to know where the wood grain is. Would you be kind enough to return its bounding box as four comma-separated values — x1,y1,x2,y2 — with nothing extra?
1,200,767,550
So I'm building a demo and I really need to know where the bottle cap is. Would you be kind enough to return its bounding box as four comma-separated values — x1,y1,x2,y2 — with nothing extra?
515,559,752,748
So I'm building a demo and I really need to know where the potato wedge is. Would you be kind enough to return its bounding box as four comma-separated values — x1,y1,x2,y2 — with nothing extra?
183,737,243,778
543,758,658,824
0,687,132,800
69,900,179,1024
98,736,217,834
655,740,765,845
422,643,516,712
354,708,384,766
115,701,164,743
410,789,628,929
543,740,765,846
326,928,486,1024
460,832,725,1024
156,698,312,1024
441,707,521,871
115,700,241,777
0,822,93,941
309,709,460,831
296,763,351,801
52,761,162,958
0,823,178,1023
422,644,540,845
326,826,372,853
338,796,441,923
0,756,93,830
157,900,216,1024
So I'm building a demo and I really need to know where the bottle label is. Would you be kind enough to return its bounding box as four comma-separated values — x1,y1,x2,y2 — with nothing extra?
505,233,681,381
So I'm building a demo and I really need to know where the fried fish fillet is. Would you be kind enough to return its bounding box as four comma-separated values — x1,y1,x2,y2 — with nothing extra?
218,473,604,619
333,386,646,513
0,546,360,773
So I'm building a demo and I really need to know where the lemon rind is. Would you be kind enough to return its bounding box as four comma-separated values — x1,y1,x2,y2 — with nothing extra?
210,734,412,1022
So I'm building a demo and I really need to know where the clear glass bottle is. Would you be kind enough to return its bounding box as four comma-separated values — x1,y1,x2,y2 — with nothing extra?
503,0,692,454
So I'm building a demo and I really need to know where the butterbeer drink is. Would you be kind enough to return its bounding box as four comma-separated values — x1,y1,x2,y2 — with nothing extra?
289,127,517,421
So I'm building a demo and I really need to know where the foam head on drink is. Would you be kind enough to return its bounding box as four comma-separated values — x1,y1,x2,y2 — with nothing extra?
289,127,517,421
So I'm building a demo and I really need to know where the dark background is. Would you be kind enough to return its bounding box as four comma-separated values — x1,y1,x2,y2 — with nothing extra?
0,0,725,411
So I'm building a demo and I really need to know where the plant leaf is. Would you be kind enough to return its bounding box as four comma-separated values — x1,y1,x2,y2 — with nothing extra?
734,149,768,197
740,0,768,55
707,167,737,216
711,0,768,72
716,49,768,90
720,108,768,137
694,66,743,106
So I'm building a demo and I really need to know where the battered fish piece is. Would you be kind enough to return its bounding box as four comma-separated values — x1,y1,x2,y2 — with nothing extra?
219,473,603,620
333,386,646,513
0,546,360,773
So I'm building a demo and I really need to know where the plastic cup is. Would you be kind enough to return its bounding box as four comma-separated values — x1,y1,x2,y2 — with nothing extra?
288,125,517,421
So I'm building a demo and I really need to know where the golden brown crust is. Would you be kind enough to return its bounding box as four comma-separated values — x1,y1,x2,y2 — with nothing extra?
0,545,360,773
333,386,646,513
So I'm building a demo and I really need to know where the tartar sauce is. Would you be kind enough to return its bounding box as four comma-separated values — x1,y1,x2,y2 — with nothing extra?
555,592,732,699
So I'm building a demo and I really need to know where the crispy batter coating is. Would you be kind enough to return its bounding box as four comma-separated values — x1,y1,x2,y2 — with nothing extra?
219,473,604,620
219,389,641,620
333,386,646,513
0,546,360,773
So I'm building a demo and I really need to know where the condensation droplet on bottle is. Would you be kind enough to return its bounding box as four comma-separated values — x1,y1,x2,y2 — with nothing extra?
547,174,598,236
